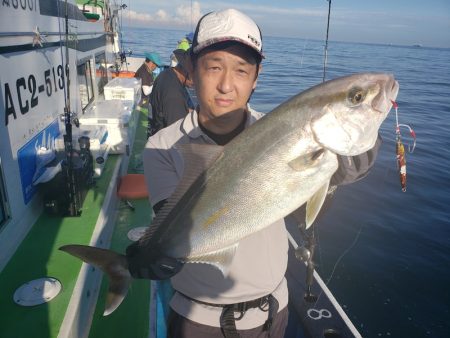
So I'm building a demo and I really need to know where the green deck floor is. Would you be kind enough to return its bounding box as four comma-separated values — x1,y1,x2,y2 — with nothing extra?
88,109,153,338
0,155,118,338
0,109,151,338
88,199,152,338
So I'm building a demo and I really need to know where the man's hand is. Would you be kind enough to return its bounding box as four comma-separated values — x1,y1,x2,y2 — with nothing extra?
146,255,184,280
126,241,184,280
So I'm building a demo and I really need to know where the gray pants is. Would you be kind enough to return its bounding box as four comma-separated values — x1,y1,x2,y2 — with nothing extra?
167,306,288,338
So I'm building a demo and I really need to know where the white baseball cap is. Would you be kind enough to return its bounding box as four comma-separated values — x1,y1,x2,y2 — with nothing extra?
192,9,263,58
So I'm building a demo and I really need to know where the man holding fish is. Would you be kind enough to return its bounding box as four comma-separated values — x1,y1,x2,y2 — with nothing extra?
60,8,398,338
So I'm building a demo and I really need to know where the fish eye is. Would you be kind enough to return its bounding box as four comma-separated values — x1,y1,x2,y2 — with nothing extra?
348,87,366,105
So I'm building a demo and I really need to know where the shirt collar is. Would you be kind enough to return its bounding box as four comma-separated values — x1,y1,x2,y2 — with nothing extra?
180,105,262,143
181,109,208,141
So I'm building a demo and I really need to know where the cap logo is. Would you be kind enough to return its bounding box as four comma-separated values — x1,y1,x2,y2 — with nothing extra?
248,34,261,48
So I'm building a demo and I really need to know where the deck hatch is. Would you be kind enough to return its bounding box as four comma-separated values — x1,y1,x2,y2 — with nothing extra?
13,277,62,306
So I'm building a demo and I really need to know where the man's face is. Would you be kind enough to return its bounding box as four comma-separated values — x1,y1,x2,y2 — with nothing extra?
193,44,259,121
146,61,157,71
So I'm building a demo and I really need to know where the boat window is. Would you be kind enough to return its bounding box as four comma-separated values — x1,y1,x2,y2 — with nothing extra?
95,53,108,95
0,159,10,229
77,61,94,110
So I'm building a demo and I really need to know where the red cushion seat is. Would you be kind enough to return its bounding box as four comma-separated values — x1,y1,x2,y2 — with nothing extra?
117,174,149,199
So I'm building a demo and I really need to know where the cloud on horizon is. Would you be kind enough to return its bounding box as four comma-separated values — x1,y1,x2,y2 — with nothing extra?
122,1,202,29
123,1,450,47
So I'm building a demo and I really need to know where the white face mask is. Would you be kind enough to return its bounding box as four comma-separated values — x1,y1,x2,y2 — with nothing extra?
142,85,153,96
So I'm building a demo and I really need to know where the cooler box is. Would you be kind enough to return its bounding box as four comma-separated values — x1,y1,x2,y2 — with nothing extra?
55,125,109,177
121,100,139,145
78,99,137,155
104,77,141,102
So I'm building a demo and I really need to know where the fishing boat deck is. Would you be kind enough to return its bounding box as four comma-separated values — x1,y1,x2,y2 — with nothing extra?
87,109,153,338
0,106,152,337
285,221,362,337
0,153,119,337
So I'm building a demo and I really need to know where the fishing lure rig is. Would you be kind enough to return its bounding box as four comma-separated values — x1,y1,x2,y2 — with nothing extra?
391,100,416,192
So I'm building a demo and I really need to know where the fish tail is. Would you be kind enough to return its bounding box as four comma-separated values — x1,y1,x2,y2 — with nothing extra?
59,244,132,316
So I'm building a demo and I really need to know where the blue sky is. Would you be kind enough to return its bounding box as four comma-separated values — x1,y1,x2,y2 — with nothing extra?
121,0,450,48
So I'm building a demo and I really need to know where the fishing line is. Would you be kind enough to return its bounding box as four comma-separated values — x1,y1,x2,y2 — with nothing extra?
325,223,364,286
322,0,332,82
300,225,361,321
297,38,309,78
314,222,324,279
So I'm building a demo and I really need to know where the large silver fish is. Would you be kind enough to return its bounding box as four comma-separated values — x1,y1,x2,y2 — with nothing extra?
60,73,399,315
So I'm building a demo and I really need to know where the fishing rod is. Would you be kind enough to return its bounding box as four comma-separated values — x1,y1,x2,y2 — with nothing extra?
61,0,79,216
55,0,83,216
294,0,333,301
322,0,332,82
288,0,334,301
116,2,133,72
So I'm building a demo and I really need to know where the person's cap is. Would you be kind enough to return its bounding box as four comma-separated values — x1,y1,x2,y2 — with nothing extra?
172,49,190,70
144,52,162,66
191,9,263,58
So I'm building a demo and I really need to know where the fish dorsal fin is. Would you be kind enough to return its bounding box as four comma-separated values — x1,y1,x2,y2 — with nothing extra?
140,143,224,244
184,243,239,277
305,181,330,229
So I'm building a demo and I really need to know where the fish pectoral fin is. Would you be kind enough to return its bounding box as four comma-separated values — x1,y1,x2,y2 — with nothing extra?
185,243,239,277
305,181,330,229
288,149,325,171
59,244,131,316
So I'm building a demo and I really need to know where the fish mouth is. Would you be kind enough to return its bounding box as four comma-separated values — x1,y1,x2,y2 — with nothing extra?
390,78,400,102
372,75,399,114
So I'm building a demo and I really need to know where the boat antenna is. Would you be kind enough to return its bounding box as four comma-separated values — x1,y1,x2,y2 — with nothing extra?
322,0,332,82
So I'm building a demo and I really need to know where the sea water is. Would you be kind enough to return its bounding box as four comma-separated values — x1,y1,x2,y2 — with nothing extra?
122,26,450,338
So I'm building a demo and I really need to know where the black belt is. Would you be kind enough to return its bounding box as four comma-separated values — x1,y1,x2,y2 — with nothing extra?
178,292,279,338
